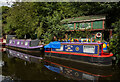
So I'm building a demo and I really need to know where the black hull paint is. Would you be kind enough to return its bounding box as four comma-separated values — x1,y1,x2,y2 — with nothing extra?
6,45,44,57
45,52,113,67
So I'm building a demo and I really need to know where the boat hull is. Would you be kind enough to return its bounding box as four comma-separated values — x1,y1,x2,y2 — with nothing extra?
6,45,44,56
45,52,113,67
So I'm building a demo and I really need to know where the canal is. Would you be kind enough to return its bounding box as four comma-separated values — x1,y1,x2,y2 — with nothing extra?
1,48,120,81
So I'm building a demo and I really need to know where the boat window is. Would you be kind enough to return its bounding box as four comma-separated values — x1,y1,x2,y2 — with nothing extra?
10,40,12,44
13,41,15,44
17,41,20,45
21,41,24,45
30,40,40,47
25,42,28,46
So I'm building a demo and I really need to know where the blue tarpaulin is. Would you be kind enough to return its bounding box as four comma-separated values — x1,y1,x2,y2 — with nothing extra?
44,41,61,49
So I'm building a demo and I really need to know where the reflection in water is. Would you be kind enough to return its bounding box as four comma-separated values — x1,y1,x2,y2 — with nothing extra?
6,49,43,63
2,49,72,80
1,48,120,81
44,60,113,81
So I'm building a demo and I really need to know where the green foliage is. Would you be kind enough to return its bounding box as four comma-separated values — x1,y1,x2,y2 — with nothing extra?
2,6,10,35
3,2,76,40
42,10,69,43
69,29,91,39
109,20,120,63
3,3,40,38
2,2,120,44
36,22,43,39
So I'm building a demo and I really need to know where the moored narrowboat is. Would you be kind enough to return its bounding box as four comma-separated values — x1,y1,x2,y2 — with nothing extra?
44,41,113,66
6,39,44,54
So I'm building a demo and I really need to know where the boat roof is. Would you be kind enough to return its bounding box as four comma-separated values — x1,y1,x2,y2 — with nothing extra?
61,42,103,45
10,39,32,41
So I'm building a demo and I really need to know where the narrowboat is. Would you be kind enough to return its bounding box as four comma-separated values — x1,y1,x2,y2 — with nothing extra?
44,41,113,66
6,39,44,54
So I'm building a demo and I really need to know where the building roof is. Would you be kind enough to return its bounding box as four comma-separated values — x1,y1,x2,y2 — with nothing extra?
61,15,105,23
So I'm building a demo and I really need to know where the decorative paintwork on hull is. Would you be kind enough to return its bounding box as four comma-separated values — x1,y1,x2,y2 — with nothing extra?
52,44,99,55
44,41,113,66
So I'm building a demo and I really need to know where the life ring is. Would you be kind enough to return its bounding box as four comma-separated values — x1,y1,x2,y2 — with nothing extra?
96,33,102,37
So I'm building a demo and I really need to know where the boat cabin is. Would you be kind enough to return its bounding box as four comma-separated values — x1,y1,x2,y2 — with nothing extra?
45,41,112,57
8,39,40,47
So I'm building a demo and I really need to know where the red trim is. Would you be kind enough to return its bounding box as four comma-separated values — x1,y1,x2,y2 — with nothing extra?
90,29,105,31
45,51,113,58
44,60,112,77
101,44,103,53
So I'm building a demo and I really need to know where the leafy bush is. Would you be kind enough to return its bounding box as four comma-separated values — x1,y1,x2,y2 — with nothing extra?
109,20,120,64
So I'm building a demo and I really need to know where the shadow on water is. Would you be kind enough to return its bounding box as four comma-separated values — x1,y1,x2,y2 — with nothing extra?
1,48,120,81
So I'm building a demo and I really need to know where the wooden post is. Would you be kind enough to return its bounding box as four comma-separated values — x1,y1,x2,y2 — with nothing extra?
110,29,112,39
65,34,68,39
74,23,76,30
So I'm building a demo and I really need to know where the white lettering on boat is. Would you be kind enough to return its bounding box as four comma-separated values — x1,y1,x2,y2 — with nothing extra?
83,45,95,53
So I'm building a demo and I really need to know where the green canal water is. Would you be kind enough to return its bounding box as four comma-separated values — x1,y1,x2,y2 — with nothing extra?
1,49,120,81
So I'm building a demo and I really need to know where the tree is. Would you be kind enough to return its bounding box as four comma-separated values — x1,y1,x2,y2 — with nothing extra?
3,2,42,39
2,6,10,36
109,20,120,64
3,2,76,40
3,2,120,43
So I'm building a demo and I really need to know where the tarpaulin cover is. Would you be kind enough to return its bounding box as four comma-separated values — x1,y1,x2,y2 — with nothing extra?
44,41,61,49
